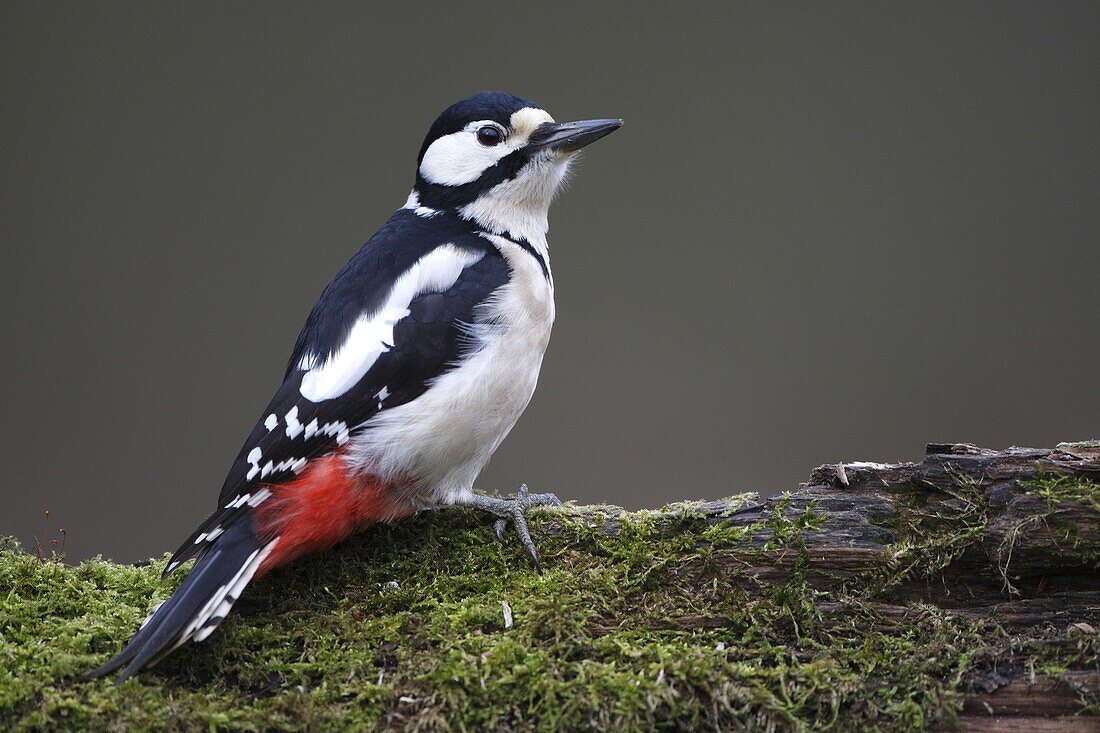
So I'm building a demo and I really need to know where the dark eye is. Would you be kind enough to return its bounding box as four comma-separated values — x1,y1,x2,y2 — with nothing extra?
476,126,504,146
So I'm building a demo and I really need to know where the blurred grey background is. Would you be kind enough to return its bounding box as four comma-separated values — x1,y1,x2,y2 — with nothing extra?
2,3,1098,563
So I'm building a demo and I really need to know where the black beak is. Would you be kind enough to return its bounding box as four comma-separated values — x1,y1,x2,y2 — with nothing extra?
528,118,622,153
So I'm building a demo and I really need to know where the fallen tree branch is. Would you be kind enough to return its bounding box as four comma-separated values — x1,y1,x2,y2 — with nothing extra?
2,442,1098,731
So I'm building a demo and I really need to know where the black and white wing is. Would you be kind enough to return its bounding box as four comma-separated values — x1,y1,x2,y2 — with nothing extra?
165,212,509,573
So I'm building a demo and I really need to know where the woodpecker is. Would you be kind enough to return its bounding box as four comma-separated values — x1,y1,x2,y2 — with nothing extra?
86,92,620,682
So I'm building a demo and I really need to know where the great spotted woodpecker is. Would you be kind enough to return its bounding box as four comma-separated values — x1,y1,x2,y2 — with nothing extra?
86,92,620,682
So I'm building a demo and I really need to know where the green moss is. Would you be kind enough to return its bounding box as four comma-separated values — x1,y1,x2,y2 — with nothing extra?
0,496,1094,732
1030,473,1100,515
1025,473,1100,567
868,465,991,598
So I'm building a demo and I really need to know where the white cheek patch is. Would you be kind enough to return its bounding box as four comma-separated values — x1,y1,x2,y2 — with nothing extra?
418,109,555,188
420,125,511,186
298,244,487,402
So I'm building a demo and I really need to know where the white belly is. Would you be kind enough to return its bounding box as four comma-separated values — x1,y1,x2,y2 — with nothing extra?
345,234,554,508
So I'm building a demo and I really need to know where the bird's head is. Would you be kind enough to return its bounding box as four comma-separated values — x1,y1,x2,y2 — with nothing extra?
408,91,621,241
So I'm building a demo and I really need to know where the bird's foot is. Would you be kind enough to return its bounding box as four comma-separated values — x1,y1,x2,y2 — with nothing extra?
466,484,561,571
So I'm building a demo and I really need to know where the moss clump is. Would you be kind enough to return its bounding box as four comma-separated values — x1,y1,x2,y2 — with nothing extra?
1030,473,1100,515
1025,473,1100,567
865,465,991,600
0,492,1095,732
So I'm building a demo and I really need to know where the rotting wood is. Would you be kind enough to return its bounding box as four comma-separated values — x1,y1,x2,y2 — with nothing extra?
543,441,1100,730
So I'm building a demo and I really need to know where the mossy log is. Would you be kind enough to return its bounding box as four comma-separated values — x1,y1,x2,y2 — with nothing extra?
2,442,1098,731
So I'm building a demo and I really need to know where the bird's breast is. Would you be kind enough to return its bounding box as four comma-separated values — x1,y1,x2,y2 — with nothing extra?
345,234,554,507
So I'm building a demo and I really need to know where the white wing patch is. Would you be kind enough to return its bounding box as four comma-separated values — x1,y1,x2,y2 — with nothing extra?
245,447,263,481
219,487,272,514
285,406,303,439
261,456,308,478
194,526,224,544
297,244,486,402
248,487,273,506
225,492,252,509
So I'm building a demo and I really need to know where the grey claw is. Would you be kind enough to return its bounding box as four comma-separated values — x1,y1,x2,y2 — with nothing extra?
510,506,542,571
466,485,560,570
530,493,562,508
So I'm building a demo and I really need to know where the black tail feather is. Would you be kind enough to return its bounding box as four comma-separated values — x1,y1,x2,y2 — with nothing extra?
85,516,270,683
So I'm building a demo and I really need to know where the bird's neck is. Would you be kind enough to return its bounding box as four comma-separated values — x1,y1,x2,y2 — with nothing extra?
457,188,551,259
402,188,551,268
